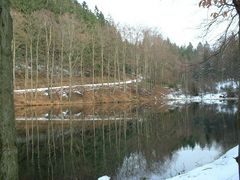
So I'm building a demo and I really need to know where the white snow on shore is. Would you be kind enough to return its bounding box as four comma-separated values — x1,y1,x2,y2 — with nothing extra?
166,90,237,105
98,175,110,180
98,146,239,180
166,80,239,114
166,92,238,113
216,80,238,91
166,80,238,106
167,145,239,180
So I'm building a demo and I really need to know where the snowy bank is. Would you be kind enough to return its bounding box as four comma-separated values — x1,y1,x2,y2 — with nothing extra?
97,146,238,180
167,146,239,180
98,175,110,180
166,80,239,106
165,89,239,113
216,80,238,91
167,91,237,104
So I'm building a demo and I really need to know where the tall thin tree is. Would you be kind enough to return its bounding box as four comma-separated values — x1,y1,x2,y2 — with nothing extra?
0,0,18,179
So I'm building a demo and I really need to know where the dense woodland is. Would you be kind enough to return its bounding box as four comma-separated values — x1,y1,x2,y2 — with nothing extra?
11,0,240,98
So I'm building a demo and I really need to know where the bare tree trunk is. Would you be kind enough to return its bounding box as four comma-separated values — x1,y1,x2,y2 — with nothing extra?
35,31,40,100
51,40,55,102
12,35,16,91
122,41,126,92
117,45,120,84
25,44,28,100
68,24,74,101
0,1,18,178
143,47,148,90
80,46,85,85
100,32,104,85
30,37,33,103
45,23,52,100
161,63,164,86
60,31,64,102
92,33,95,101
136,54,139,96
113,45,118,92
107,54,110,89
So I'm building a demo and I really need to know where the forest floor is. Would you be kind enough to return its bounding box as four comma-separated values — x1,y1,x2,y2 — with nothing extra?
14,86,170,106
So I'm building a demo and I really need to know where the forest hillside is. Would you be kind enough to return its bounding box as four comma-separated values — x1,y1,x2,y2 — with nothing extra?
11,0,239,105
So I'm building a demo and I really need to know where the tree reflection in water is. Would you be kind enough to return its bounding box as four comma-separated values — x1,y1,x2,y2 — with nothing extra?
16,103,238,179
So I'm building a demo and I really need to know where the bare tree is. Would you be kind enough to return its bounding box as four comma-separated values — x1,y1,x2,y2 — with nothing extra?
12,33,16,91
60,29,64,102
98,25,105,85
35,30,40,100
24,43,28,100
68,21,74,101
45,22,52,99
91,29,96,101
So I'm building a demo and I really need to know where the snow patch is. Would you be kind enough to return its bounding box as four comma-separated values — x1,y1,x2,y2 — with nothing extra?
98,175,110,180
216,80,238,91
166,80,238,106
73,90,83,95
167,146,238,180
166,91,233,106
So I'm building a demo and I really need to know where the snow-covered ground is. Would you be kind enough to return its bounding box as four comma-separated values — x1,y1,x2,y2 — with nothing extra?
98,146,239,180
98,176,110,180
167,146,239,180
215,80,238,92
166,91,238,114
167,90,237,104
166,80,239,107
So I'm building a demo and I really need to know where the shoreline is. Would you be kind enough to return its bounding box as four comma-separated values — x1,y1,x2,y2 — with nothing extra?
14,86,170,107
167,145,238,180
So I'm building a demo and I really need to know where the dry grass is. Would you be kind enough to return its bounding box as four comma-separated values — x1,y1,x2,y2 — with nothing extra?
14,85,170,107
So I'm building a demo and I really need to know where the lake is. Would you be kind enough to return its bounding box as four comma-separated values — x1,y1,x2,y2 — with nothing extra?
15,101,238,179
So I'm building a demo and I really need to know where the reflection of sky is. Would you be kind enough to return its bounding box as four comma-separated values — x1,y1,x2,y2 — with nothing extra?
116,143,222,180
154,143,222,179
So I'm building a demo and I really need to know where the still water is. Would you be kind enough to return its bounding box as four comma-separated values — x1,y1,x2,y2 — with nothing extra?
15,102,238,179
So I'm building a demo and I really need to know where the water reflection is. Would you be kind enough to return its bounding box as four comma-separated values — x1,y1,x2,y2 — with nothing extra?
158,144,221,179
16,103,238,179
117,144,221,180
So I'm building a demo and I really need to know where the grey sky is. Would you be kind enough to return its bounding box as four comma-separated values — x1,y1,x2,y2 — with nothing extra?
78,0,210,47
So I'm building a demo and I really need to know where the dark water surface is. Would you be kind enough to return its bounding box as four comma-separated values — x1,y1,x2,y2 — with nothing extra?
16,102,238,179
